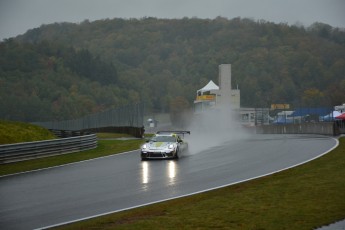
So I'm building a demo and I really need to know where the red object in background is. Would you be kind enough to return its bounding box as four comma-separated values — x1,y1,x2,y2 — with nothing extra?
336,113,345,120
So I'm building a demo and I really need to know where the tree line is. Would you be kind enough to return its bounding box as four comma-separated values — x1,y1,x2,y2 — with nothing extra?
1,17,345,122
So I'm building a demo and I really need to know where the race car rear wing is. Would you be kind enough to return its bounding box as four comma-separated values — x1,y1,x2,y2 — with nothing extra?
156,130,191,135
156,131,191,138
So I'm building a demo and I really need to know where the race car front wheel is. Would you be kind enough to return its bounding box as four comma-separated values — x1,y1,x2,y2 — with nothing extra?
175,148,179,159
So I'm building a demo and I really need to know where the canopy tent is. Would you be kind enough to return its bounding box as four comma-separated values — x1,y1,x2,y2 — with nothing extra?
336,113,345,120
197,80,219,94
291,107,331,117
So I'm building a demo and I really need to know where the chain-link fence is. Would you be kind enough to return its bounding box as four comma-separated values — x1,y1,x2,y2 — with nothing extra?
269,107,335,124
253,106,345,135
33,103,144,131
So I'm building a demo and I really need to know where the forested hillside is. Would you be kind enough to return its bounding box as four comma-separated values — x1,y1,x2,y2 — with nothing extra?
1,17,345,122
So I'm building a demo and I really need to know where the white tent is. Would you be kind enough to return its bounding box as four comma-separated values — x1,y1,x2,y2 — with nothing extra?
197,80,219,94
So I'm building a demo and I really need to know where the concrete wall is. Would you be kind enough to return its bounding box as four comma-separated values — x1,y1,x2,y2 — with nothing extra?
256,122,337,136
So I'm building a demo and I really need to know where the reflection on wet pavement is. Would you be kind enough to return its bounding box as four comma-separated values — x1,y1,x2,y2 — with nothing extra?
141,160,177,189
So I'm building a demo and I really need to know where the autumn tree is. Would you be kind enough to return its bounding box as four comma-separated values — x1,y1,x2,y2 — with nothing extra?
301,88,327,107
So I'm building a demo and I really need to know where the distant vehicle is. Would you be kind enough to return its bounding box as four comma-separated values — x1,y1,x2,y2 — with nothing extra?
141,131,190,160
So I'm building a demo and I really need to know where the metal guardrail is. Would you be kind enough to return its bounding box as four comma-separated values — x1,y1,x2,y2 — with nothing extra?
0,134,97,164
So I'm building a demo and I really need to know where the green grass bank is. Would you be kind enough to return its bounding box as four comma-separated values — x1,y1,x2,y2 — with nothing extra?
0,120,56,145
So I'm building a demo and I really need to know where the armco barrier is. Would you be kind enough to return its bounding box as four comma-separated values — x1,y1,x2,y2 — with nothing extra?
0,134,97,164
256,122,337,136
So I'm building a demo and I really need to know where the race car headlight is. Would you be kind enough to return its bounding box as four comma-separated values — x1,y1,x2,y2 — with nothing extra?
168,144,174,149
142,144,147,149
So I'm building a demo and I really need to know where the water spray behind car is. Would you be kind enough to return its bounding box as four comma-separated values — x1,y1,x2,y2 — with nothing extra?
186,102,250,155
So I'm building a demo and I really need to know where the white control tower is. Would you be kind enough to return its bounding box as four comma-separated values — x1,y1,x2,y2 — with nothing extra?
218,64,240,108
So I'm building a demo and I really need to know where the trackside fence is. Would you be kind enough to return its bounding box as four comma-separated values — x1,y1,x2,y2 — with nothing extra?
32,103,144,131
0,134,97,164
256,122,337,136
252,106,344,135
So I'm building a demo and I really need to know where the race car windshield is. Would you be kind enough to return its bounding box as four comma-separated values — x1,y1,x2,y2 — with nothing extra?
151,136,176,142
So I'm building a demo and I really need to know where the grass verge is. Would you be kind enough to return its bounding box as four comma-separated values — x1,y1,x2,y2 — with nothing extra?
54,137,345,230
0,120,56,144
0,139,144,176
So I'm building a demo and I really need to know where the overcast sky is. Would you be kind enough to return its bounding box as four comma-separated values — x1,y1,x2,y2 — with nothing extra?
1,0,344,41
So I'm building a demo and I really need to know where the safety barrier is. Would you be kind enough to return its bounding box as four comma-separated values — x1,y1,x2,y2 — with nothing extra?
256,122,337,136
0,134,97,164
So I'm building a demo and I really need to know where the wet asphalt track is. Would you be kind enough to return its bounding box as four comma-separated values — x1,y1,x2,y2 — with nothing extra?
0,134,338,229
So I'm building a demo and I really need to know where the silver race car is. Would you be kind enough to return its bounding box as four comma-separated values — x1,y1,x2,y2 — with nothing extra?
141,131,190,160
